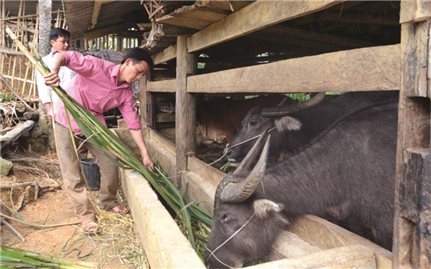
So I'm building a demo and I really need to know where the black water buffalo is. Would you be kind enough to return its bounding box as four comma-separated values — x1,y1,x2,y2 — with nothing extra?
205,100,397,268
227,91,398,164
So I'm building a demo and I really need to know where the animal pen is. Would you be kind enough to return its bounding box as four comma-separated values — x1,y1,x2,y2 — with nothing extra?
1,0,431,268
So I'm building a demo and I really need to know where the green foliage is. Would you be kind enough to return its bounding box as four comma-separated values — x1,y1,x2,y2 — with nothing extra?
0,245,96,269
0,91,14,102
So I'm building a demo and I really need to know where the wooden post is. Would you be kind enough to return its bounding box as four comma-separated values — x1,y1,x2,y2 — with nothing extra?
395,1,431,268
175,35,196,189
139,74,155,128
38,0,52,56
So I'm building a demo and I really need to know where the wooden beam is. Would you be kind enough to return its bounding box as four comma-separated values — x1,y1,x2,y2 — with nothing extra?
156,4,228,30
147,79,176,93
187,0,344,53
153,44,177,64
175,36,196,189
0,48,24,56
90,1,115,30
186,44,400,93
400,0,431,23
393,14,431,268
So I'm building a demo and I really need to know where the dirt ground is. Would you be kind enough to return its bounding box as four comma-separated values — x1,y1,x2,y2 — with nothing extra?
1,149,149,269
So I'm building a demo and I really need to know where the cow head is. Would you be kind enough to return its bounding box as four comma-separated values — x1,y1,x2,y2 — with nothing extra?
227,93,325,164
205,134,290,268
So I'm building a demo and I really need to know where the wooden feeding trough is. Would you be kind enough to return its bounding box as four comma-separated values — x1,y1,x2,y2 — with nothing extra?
115,128,392,269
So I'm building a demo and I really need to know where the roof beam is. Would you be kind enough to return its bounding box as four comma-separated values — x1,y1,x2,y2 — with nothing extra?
90,0,115,30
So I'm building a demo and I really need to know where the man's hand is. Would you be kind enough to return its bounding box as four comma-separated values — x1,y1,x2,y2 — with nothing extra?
44,71,60,87
43,103,54,120
142,151,154,171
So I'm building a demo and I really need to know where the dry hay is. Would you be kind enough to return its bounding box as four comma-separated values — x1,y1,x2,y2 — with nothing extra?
59,205,149,269
96,211,148,268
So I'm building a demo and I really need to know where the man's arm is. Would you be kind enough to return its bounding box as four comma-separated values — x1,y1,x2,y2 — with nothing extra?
36,56,55,119
129,129,154,170
43,52,65,86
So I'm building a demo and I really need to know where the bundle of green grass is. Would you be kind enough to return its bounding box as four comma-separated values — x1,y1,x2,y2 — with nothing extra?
0,246,96,269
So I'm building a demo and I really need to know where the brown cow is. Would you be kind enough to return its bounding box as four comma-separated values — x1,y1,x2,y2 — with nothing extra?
196,94,289,144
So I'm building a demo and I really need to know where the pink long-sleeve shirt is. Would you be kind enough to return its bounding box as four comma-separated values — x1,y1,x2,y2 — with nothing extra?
53,51,141,134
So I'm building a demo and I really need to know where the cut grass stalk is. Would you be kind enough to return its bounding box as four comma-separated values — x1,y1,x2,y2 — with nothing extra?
0,245,96,269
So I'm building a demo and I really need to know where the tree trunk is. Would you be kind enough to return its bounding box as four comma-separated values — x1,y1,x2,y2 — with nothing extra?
38,0,52,56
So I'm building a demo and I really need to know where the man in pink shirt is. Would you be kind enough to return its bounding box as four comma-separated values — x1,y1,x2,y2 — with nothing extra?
44,48,154,234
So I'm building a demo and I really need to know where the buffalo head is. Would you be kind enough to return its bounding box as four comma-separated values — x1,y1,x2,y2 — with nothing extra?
227,93,324,165
205,134,290,268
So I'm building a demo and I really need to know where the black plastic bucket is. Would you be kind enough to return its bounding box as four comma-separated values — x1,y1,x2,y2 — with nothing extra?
79,158,101,191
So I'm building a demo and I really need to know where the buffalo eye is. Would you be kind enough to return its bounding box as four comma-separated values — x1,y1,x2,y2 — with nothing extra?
249,120,257,126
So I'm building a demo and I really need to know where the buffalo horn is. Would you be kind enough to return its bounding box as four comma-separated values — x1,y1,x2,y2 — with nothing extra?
232,132,267,176
260,92,325,117
220,135,271,202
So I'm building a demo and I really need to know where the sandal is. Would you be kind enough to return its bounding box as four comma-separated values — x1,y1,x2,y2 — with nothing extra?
111,204,130,215
82,221,98,235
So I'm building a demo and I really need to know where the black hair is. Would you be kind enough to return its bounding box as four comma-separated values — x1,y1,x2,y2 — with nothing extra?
49,28,71,41
121,48,154,71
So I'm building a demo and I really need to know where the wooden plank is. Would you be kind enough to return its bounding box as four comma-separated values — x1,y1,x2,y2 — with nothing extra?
0,48,24,56
401,20,430,97
120,169,205,269
156,4,228,30
196,0,251,12
397,149,431,268
187,0,343,53
153,44,176,64
394,19,431,268
90,1,115,29
147,79,176,92
289,215,392,268
247,245,376,269
187,45,400,93
139,74,156,128
400,0,431,23
175,36,196,189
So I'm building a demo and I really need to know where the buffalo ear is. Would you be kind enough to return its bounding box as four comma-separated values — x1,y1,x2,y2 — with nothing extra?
253,199,284,218
274,116,301,132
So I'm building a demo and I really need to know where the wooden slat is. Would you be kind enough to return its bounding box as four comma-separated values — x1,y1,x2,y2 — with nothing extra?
186,44,400,93
153,44,176,64
156,4,228,30
400,0,431,23
147,79,176,93
0,48,24,56
249,245,376,269
187,0,343,53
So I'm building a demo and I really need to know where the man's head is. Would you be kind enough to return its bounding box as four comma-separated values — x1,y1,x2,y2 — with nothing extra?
119,48,154,84
49,28,71,52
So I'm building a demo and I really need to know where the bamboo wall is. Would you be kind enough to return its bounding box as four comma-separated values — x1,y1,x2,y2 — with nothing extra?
0,0,65,103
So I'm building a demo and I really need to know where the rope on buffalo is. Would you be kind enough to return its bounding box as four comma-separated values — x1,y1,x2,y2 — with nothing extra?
205,213,256,268
162,126,277,182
